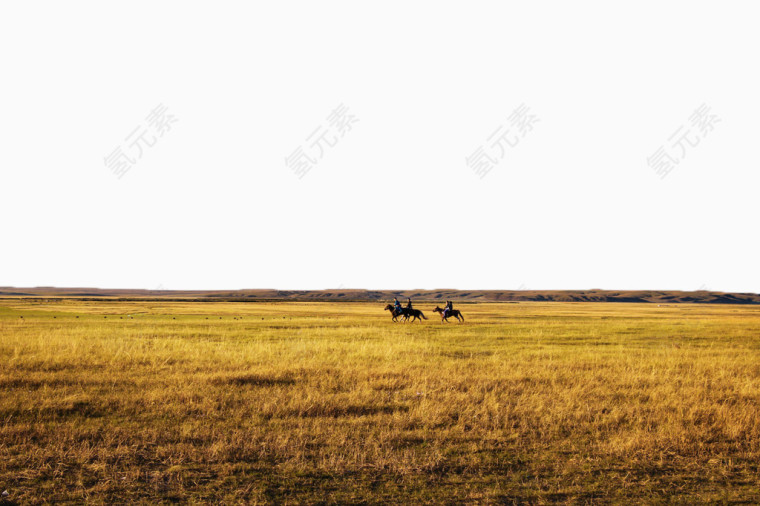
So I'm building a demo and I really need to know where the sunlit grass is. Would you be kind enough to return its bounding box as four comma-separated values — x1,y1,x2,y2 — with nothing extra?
1,301,760,503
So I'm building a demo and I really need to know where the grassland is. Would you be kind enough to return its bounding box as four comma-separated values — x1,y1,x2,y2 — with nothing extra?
1,300,760,504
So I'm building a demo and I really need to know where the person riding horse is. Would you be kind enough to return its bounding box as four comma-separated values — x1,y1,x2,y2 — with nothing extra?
385,299,427,322
399,298,414,321
433,302,463,322
442,300,453,319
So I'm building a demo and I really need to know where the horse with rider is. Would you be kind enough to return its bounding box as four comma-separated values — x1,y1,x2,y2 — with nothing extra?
384,297,427,322
433,300,464,322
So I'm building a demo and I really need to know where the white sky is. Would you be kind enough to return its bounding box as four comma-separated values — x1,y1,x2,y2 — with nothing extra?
1,2,758,292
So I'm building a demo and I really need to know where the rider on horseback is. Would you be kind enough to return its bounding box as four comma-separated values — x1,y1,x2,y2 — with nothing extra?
393,297,402,314
406,298,413,310
442,300,453,318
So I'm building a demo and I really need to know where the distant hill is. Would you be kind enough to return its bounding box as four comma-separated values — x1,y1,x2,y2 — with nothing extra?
1,287,759,304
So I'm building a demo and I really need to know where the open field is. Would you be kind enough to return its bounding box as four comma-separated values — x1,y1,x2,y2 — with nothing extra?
2,300,760,503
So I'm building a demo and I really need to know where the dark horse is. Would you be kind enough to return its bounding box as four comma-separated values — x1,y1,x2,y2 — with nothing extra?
384,304,427,322
384,304,402,322
433,306,464,323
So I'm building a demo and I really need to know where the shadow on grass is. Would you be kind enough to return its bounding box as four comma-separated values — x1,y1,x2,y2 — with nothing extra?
0,378,105,389
285,404,410,418
0,400,104,420
212,374,297,387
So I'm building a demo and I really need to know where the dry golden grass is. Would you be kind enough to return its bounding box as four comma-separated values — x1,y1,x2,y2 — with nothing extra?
1,300,760,504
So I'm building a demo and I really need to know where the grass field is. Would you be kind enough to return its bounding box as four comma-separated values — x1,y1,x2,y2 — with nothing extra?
2,300,760,504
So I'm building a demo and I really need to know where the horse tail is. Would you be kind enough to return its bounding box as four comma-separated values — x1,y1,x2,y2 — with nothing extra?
420,311,427,320
459,311,464,321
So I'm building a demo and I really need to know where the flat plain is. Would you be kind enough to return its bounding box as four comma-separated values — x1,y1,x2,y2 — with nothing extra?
1,299,760,504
